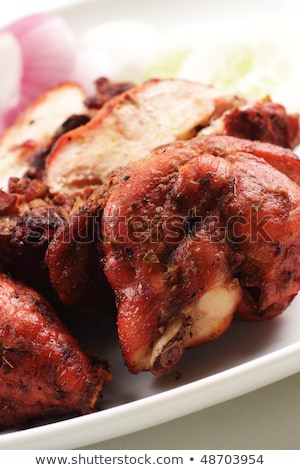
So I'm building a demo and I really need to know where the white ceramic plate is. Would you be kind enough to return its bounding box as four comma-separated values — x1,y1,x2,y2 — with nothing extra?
0,0,300,450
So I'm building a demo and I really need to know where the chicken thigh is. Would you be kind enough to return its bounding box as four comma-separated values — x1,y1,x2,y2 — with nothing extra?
102,137,300,374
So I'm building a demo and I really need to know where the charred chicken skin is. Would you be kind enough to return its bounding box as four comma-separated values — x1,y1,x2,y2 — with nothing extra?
102,137,300,374
199,99,300,149
0,176,77,302
0,273,111,430
45,183,118,311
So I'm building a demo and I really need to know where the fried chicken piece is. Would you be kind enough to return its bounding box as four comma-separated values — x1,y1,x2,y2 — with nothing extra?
45,181,119,312
102,137,300,374
198,99,300,149
0,179,50,267
9,206,65,295
0,273,111,430
45,78,246,195
0,83,88,190
192,137,300,320
0,174,87,303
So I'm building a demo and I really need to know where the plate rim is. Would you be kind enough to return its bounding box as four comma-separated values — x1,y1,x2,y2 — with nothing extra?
0,341,299,449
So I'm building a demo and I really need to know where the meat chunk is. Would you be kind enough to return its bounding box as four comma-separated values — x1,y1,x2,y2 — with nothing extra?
102,137,300,374
8,206,65,296
0,274,111,430
0,179,50,267
198,99,300,149
84,76,134,112
45,79,246,195
45,183,118,312
192,137,300,321
0,83,88,190
0,175,77,301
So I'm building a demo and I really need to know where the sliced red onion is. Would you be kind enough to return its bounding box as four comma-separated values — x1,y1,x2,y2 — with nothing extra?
0,31,22,111
1,13,77,129
0,109,5,136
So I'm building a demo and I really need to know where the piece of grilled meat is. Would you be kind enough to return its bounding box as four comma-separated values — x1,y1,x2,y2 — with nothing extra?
45,78,247,195
0,273,111,431
102,137,300,375
0,83,89,190
198,99,300,149
45,181,119,312
0,176,76,302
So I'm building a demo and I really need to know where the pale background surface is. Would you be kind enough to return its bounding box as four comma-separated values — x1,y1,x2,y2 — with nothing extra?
1,0,299,451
